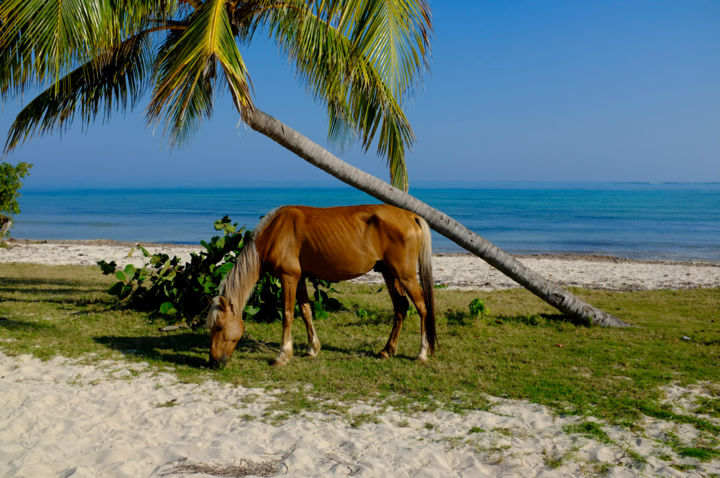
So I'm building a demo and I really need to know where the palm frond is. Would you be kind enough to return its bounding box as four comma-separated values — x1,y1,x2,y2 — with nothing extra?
264,2,418,190
93,1,181,45
0,0,175,97
4,33,153,152
320,0,431,99
0,0,105,95
147,0,252,147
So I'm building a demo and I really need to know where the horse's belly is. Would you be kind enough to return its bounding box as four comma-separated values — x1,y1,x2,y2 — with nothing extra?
300,249,377,281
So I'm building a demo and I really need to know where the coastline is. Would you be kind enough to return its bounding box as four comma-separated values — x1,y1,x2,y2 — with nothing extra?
2,238,719,291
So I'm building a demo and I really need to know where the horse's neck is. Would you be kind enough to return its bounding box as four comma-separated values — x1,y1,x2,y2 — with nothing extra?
252,230,269,265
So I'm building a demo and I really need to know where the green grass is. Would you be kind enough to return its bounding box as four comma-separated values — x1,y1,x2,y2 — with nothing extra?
563,421,612,444
696,397,720,418
1,262,719,433
678,447,720,461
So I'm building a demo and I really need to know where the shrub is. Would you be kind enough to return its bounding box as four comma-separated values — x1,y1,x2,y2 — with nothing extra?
98,216,341,325
0,161,32,238
468,298,490,319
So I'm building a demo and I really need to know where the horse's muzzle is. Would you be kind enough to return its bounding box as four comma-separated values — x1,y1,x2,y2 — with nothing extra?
208,356,225,370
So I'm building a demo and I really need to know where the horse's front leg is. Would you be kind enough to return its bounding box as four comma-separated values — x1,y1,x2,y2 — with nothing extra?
297,279,321,357
273,274,299,366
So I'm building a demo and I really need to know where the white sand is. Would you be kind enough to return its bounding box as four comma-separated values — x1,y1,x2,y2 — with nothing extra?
2,352,718,478
1,241,719,477
2,239,719,291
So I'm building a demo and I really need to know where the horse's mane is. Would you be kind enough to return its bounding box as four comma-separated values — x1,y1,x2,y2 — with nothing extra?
207,207,282,328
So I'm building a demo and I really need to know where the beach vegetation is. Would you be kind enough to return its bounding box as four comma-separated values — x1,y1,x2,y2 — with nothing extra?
97,216,341,325
662,429,720,463
0,0,626,328
562,421,612,444
468,298,490,319
0,161,32,239
678,446,720,461
695,397,720,418
542,449,566,469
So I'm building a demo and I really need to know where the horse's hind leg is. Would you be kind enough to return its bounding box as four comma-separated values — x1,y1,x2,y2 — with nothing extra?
378,269,409,359
394,274,430,363
273,273,299,367
297,279,321,357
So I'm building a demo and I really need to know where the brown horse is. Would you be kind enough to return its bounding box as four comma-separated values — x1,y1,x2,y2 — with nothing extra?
206,204,437,368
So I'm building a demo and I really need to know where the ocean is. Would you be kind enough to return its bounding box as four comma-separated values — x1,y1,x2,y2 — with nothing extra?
12,183,720,262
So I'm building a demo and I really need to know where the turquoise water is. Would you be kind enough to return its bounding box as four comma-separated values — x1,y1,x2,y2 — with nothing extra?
14,183,720,262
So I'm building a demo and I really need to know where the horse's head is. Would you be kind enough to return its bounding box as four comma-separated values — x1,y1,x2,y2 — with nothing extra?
206,295,245,369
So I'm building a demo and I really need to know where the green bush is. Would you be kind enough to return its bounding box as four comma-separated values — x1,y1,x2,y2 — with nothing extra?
0,161,32,238
468,298,490,319
98,216,342,325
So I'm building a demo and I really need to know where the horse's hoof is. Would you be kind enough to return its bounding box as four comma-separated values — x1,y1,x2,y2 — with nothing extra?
376,350,390,359
271,357,289,367
306,342,321,357
416,355,428,364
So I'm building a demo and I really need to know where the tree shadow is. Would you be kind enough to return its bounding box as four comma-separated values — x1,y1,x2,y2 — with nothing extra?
0,317,55,331
0,288,106,297
0,277,109,299
0,277,102,288
445,309,469,326
493,313,586,327
0,295,113,309
94,332,209,368
0,276,111,308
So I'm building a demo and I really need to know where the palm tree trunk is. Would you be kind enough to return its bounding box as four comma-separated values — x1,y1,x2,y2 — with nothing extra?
243,108,630,328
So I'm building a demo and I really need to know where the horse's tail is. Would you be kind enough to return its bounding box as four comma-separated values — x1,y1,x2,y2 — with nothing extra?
416,216,437,355
212,237,261,324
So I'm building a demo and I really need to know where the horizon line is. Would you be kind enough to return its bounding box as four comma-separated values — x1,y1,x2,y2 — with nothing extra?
22,180,720,192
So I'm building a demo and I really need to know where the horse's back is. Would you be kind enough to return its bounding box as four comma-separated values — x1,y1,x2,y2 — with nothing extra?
257,205,422,281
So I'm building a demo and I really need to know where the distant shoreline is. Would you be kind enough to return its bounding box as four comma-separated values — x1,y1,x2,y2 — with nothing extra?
6,237,720,267
6,237,720,268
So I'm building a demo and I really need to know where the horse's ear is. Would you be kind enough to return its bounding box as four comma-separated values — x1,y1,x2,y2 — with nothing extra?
218,296,228,311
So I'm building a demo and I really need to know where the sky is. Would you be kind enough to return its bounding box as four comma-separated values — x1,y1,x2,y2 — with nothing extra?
0,0,718,189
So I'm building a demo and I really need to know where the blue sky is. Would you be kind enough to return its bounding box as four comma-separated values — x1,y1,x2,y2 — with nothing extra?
1,0,718,189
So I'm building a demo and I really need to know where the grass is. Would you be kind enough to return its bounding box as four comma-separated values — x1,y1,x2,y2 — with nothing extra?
563,421,613,444
1,262,719,435
696,397,720,418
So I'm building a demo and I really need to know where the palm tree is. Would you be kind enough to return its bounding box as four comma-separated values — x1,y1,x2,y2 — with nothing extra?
0,0,628,327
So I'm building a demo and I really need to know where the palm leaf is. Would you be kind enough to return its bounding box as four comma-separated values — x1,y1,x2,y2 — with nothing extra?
147,0,252,147
264,2,419,190
0,0,174,97
0,0,105,94
313,0,432,100
4,33,153,152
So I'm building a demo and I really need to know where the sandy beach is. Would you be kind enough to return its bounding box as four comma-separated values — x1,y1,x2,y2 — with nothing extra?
1,241,719,477
2,239,720,291
2,352,718,478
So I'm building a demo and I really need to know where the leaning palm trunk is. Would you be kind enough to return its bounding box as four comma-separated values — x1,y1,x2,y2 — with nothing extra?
244,108,630,328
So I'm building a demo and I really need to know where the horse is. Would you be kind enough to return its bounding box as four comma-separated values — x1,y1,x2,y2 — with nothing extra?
205,204,436,369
